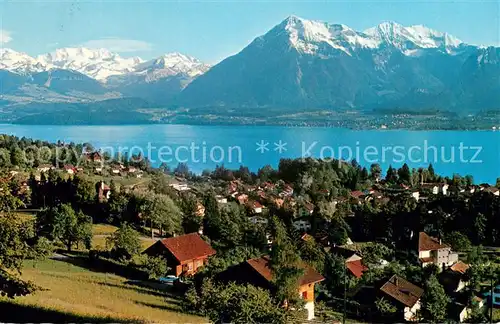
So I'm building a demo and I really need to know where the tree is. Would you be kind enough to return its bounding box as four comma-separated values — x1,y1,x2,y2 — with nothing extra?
421,275,449,323
186,280,285,324
0,214,38,298
385,165,398,184
269,216,304,310
370,164,382,181
444,231,471,252
106,223,142,260
375,297,397,317
36,204,93,251
140,256,170,279
73,175,96,205
0,181,23,212
144,193,182,238
398,163,411,184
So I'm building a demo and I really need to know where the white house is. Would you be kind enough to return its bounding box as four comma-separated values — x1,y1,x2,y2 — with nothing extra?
418,232,458,270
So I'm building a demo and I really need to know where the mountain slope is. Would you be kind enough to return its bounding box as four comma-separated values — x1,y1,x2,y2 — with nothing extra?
177,16,494,112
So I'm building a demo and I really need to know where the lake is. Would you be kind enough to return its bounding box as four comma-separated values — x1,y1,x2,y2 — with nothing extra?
1,124,499,184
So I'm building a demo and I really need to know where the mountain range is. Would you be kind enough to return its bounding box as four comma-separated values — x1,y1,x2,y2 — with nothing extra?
1,16,499,124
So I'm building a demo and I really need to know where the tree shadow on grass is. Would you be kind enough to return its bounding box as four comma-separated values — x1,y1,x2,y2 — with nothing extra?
0,300,142,323
55,253,148,281
133,300,185,314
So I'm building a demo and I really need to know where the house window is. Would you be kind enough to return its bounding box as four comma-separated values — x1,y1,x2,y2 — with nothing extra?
302,291,308,299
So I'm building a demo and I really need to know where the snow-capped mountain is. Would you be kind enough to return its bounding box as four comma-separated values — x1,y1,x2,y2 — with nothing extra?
276,16,465,56
0,47,210,105
37,47,143,81
0,47,209,83
0,48,48,74
178,15,497,111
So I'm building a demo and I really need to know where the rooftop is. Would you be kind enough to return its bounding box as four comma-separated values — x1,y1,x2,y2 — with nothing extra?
418,232,449,252
380,275,424,308
159,233,216,263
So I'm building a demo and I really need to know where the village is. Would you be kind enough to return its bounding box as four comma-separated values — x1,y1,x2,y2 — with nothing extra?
1,135,500,323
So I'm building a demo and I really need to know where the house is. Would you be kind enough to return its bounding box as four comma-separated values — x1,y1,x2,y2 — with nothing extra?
97,181,111,201
85,151,102,162
293,217,312,232
169,183,190,192
449,294,485,322
37,164,54,173
298,202,315,217
421,183,449,195
236,193,248,205
439,261,470,294
332,246,368,279
379,275,424,322
144,233,216,277
418,232,458,270
195,202,205,217
64,165,76,175
247,200,263,214
350,190,365,200
280,184,294,197
111,168,121,175
220,256,324,320
485,187,500,196
411,191,420,201
215,195,228,204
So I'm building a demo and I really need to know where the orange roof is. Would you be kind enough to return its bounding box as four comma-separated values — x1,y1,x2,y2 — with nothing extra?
246,256,324,286
350,191,364,198
450,261,470,274
346,260,368,279
380,275,423,308
160,233,216,263
418,232,449,251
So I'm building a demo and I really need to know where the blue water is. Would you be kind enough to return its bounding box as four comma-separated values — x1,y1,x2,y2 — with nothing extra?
1,124,499,184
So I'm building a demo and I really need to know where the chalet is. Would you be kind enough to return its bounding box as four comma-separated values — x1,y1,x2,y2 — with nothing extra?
379,275,424,322
220,256,324,320
144,233,216,277
247,200,263,214
439,261,470,294
280,184,294,197
236,193,248,205
418,232,458,270
84,151,102,162
332,246,368,279
97,181,111,201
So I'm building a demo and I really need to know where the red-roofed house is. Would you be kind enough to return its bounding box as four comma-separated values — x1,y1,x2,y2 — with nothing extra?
220,256,324,320
144,233,216,277
346,259,368,279
418,232,458,269
380,275,424,321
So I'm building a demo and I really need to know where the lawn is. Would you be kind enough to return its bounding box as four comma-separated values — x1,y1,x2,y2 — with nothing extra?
92,224,157,251
0,258,204,323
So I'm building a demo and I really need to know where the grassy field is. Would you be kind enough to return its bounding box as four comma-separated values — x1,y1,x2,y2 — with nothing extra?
92,224,157,251
0,258,204,323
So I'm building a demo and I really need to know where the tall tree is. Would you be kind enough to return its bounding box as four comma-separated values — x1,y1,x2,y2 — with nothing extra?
144,193,182,238
421,275,449,323
269,216,304,310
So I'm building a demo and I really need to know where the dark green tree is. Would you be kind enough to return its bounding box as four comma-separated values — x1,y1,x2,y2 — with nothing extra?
421,275,449,323
106,223,142,260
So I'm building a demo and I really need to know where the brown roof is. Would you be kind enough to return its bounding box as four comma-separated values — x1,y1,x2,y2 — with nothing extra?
346,260,368,279
450,261,470,274
418,232,449,252
159,233,216,263
246,256,325,286
380,275,424,307
350,191,364,198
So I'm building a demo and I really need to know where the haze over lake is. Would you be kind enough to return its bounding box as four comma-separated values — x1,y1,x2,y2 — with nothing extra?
2,124,499,184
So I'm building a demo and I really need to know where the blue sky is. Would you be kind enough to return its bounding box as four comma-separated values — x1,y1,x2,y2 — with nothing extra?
1,0,498,63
